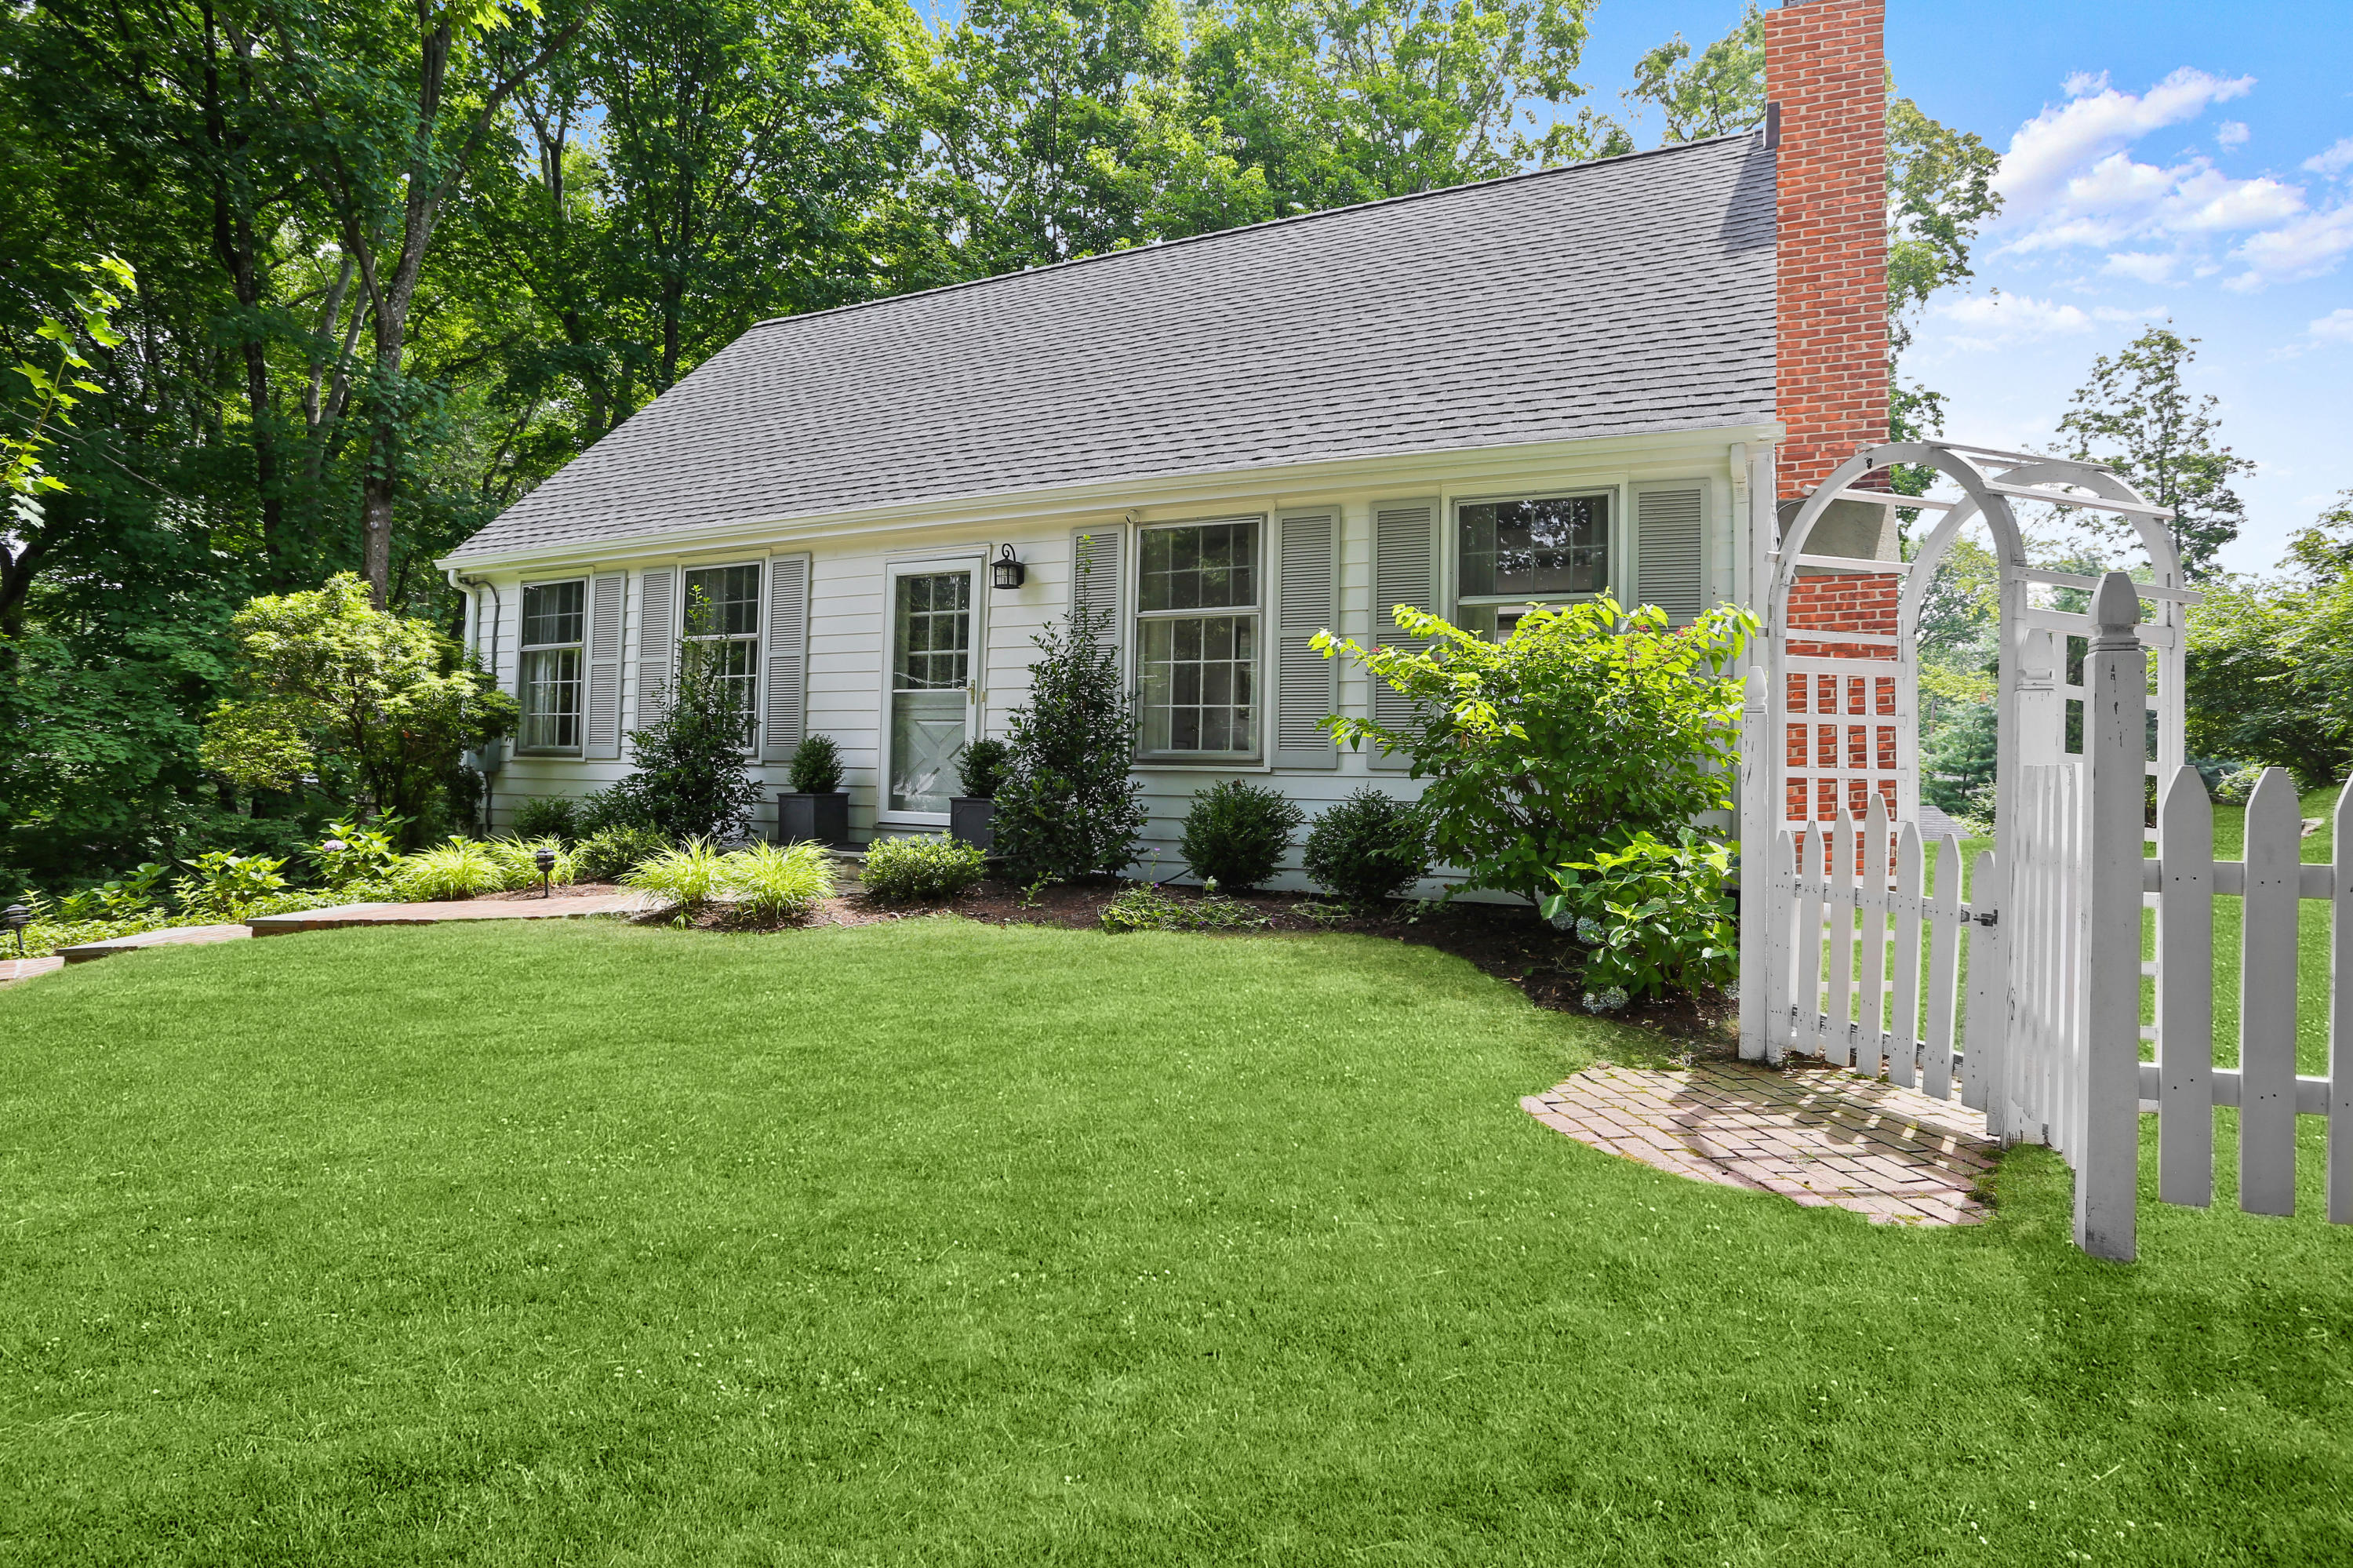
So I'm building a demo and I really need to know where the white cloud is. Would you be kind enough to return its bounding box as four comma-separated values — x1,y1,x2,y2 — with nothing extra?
1997,68,2255,215
2228,202,2353,288
1930,293,2169,351
2305,137,2353,177
2217,120,2250,150
2102,250,2178,283
2310,308,2353,344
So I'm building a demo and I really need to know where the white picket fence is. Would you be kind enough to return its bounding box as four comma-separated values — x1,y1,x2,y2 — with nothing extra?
1744,571,2351,1260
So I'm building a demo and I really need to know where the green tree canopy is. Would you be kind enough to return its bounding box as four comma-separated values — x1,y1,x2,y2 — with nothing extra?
202,573,514,842
2059,324,2253,580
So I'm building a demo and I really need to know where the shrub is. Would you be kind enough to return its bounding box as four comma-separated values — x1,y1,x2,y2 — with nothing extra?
787,733,845,795
95,862,171,918
173,850,290,919
725,841,835,924
576,786,653,834
623,837,732,916
2213,765,2264,806
1100,883,1269,933
395,839,507,901
860,835,987,904
615,610,766,839
993,592,1146,884
311,820,402,889
511,795,582,841
1303,788,1434,908
484,836,577,891
1178,780,1304,891
955,737,1012,799
1316,598,1752,909
575,824,670,883
1540,830,1737,1001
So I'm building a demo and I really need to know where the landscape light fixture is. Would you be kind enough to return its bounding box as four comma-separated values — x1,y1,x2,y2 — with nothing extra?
3,904,27,956
533,846,556,898
991,544,1027,590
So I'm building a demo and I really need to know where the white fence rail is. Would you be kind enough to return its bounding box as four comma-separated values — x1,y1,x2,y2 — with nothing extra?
1741,571,2351,1260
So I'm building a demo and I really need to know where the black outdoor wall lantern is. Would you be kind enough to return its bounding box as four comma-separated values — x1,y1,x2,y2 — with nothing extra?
533,846,557,898
991,544,1027,590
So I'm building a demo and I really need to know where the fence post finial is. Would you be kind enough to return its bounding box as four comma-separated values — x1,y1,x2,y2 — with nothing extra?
2093,571,2141,644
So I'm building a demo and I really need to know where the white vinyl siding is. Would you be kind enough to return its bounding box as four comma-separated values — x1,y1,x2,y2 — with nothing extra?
1367,497,1438,769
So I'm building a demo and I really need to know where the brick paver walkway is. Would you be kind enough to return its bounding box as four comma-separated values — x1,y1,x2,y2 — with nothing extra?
1522,1060,1997,1225
1,955,65,985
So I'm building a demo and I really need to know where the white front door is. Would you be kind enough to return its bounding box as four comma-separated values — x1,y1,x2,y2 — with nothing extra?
883,562,979,819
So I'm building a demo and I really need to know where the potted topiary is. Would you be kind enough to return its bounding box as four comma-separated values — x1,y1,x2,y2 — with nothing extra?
777,733,850,848
949,737,1012,852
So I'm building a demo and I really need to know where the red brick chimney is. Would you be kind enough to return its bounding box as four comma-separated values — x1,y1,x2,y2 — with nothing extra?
1766,0,1890,502
1766,0,1897,831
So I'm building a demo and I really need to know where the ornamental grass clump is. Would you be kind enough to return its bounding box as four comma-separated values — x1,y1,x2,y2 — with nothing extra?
623,837,733,918
860,836,987,904
1302,788,1433,908
724,842,835,925
395,839,507,901
1178,780,1303,892
485,836,576,891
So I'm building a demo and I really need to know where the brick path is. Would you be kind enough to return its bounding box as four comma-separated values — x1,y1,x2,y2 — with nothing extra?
1,955,65,986
1522,1060,1997,1225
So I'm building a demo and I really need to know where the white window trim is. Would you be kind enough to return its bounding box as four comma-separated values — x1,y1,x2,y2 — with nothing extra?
1448,485,1627,627
680,560,766,755
1132,513,1267,766
875,551,988,828
517,575,587,757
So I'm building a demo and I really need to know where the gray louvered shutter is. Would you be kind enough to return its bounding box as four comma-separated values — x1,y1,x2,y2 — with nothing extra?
1635,484,1707,622
761,553,810,762
1368,497,1439,771
635,567,675,729
1070,526,1125,668
1274,509,1338,769
584,572,626,759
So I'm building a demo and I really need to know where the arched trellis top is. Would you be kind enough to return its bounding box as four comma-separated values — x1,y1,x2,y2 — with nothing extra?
1760,439,2188,849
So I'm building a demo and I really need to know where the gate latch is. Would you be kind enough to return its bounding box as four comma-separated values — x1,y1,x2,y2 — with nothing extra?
1975,909,1999,928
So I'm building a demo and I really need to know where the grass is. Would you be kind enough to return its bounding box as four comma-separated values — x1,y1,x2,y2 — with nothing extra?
2,919,2349,1565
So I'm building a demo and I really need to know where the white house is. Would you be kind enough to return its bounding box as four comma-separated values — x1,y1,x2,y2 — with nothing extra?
440,0,1898,891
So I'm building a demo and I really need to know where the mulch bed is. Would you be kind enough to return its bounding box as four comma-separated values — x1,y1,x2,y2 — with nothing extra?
461,871,1732,1045
814,870,1736,1046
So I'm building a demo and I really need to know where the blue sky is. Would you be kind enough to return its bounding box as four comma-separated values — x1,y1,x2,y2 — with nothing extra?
1583,2,2353,573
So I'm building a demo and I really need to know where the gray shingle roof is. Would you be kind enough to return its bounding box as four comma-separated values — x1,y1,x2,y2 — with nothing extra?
449,133,1776,562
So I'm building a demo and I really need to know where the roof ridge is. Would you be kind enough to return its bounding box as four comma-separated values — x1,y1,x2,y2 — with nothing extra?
745,130,1766,335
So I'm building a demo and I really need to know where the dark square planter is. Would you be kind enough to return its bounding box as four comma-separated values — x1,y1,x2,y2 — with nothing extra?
776,790,850,848
949,796,995,853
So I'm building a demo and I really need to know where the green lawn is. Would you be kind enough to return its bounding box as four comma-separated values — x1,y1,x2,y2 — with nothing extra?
2,920,2348,1565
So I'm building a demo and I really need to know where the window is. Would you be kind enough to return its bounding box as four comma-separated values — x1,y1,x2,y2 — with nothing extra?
518,580,585,752
1456,493,1611,640
683,563,761,748
1137,518,1260,759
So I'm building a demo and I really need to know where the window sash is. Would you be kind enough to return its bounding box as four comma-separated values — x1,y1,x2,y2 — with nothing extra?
519,646,583,752
682,562,762,638
1138,612,1260,759
1457,493,1612,600
521,579,586,649
682,635,760,748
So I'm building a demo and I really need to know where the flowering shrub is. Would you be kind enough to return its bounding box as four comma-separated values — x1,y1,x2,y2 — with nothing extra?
1541,830,1737,1001
311,820,402,889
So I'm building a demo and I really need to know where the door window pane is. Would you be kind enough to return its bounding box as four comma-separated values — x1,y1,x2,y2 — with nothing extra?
893,573,972,690
1457,495,1609,598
